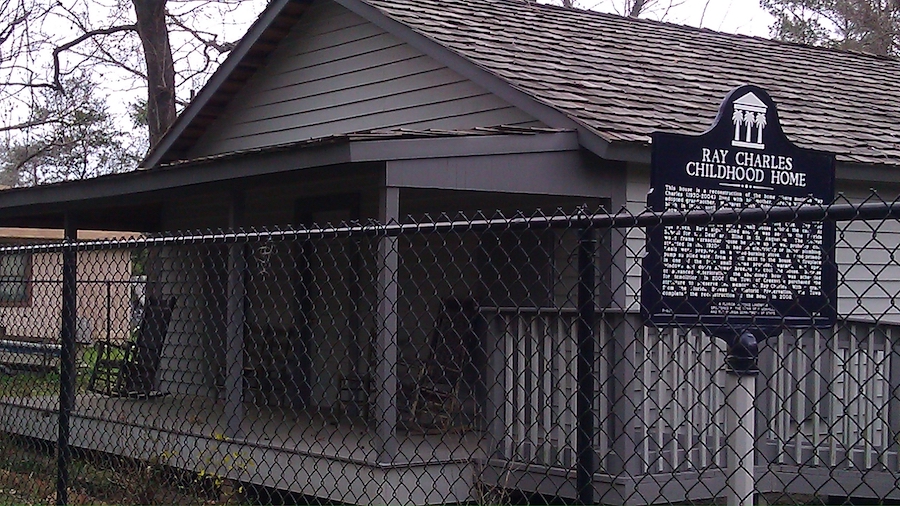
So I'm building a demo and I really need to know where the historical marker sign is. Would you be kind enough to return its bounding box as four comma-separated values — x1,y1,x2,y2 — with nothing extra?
642,85,837,330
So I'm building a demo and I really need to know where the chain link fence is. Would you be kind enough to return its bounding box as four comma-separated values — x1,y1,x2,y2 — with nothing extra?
0,194,898,504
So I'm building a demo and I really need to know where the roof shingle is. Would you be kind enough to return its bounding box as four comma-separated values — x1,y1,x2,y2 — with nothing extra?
364,0,900,166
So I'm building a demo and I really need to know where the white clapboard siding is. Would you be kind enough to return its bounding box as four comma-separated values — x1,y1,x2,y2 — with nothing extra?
836,217,900,324
188,1,540,158
497,309,608,469
623,168,650,312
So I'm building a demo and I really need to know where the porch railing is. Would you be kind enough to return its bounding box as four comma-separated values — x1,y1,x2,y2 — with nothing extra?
489,311,899,475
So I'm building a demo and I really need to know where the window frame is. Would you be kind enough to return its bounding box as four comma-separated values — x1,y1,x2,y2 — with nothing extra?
0,251,32,307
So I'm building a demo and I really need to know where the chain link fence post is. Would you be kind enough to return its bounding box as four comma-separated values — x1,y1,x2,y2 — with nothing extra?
577,225,597,505
56,218,77,506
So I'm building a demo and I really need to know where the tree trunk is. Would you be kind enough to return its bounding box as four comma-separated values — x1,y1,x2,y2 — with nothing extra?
629,0,648,17
132,0,176,148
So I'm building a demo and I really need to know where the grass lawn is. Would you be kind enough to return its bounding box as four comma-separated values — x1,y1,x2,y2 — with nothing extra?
0,434,246,505
0,343,123,398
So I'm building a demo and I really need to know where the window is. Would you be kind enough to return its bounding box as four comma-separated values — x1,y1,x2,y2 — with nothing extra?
0,253,30,306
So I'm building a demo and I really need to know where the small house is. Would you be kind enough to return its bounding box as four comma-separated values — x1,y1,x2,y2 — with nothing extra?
0,0,898,503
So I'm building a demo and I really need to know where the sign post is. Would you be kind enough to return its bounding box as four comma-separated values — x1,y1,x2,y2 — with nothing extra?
720,328,760,506
643,85,836,506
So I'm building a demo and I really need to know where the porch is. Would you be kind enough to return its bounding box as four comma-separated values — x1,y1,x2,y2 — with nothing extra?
4,306,900,505
0,392,482,505
0,195,899,505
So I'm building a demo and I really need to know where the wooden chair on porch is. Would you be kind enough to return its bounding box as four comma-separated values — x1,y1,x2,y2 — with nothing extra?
409,298,480,432
89,296,176,398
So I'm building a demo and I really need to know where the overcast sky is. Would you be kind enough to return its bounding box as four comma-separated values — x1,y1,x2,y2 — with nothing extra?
586,0,775,37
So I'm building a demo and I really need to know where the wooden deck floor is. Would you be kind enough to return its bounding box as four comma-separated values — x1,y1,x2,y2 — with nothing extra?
0,393,483,505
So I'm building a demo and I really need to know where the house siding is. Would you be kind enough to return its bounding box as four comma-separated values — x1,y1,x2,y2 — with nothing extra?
152,245,211,397
835,184,900,324
623,165,650,312
0,249,132,344
187,0,541,158
155,180,385,403
152,192,230,396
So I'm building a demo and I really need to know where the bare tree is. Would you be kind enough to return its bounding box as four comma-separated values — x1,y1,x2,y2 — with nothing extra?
1,0,265,151
550,0,683,19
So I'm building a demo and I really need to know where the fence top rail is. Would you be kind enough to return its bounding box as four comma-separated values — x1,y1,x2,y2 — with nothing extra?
0,199,898,254
479,306,581,315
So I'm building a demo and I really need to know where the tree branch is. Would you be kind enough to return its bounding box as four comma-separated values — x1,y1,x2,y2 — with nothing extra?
166,13,237,54
0,116,67,133
0,9,28,47
0,81,58,90
77,44,147,81
629,0,648,17
4,139,56,179
51,24,138,91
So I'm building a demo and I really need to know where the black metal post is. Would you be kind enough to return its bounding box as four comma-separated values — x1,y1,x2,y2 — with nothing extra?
57,217,77,506
576,226,597,505
105,281,111,344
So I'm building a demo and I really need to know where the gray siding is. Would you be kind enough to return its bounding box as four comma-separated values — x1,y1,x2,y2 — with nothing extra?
623,165,650,312
154,246,212,397
155,193,229,397
154,180,385,403
188,1,541,158
835,185,900,324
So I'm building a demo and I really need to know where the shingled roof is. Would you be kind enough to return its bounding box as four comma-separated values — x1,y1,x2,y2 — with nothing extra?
145,0,900,169
361,0,900,167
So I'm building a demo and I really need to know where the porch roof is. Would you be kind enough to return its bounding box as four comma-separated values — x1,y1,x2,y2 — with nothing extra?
0,128,578,231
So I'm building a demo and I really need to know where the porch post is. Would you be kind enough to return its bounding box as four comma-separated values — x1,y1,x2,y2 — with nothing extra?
57,215,77,506
606,313,642,501
374,186,400,463
225,190,246,439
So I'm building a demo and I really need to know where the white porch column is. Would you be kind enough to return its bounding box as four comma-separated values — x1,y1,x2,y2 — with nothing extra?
374,186,400,463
